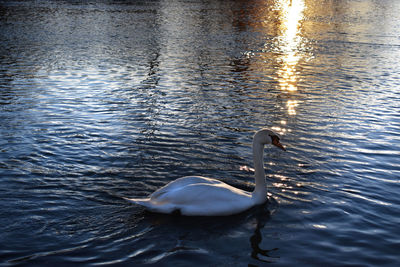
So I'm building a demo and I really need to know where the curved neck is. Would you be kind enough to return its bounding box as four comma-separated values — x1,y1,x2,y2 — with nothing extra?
252,141,267,204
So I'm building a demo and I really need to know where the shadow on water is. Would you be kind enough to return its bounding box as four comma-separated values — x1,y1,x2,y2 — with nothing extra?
134,196,280,265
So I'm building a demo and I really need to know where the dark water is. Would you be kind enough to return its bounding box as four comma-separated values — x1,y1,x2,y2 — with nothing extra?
1,0,400,265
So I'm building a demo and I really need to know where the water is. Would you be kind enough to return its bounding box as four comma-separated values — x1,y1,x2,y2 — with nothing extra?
1,0,400,265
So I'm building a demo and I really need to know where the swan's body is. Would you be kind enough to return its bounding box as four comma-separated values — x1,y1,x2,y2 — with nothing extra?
126,129,285,216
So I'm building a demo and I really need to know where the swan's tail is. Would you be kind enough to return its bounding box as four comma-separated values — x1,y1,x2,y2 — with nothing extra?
123,197,178,214
124,197,152,207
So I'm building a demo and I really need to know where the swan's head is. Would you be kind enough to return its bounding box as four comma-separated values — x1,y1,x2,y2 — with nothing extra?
254,129,286,151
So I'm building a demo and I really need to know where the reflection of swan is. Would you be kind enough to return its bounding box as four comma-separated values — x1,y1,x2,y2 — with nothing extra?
126,129,285,216
250,210,279,263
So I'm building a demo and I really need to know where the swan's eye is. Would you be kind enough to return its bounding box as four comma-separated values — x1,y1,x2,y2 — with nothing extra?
269,134,279,142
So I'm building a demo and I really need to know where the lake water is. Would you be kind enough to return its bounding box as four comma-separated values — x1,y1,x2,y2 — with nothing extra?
1,0,400,265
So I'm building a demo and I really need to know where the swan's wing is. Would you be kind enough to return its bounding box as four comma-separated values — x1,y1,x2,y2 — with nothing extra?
150,176,224,200
125,177,224,213
151,182,253,216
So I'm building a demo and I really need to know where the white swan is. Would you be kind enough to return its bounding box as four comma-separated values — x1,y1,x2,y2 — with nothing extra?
126,129,285,216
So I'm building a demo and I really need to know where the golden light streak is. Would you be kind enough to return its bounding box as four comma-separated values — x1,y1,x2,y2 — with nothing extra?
276,0,305,115
277,0,305,92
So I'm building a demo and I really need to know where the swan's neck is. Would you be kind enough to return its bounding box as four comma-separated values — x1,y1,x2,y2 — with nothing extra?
252,141,267,204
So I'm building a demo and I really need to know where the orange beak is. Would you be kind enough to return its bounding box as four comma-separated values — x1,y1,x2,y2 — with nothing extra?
272,137,286,151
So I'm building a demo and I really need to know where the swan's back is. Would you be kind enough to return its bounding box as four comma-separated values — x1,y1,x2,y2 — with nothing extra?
150,176,224,199
127,176,254,216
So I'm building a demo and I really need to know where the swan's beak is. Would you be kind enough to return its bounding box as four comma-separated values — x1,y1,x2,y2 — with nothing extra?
272,137,286,151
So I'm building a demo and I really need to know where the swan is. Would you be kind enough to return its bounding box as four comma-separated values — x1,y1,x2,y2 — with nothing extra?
125,129,285,216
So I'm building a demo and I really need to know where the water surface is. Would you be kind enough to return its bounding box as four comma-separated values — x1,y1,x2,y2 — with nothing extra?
1,0,400,265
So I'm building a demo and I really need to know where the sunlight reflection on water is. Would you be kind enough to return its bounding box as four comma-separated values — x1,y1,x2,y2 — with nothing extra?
276,0,305,93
